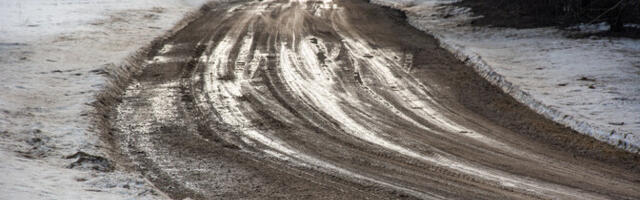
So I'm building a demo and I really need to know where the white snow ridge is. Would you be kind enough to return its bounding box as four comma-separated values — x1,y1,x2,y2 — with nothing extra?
372,0,640,152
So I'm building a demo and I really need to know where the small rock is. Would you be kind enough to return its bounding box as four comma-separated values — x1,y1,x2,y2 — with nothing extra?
65,151,114,172
577,76,596,82
26,137,42,146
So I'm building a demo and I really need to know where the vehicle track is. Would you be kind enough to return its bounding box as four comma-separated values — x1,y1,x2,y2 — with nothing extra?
110,0,640,199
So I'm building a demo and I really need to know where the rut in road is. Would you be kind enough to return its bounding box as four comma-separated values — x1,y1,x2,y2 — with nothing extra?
109,0,640,199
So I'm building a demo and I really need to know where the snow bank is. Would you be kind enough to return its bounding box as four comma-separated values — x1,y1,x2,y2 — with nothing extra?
372,0,640,152
0,0,213,198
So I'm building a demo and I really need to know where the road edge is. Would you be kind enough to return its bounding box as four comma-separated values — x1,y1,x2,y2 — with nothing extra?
89,2,219,198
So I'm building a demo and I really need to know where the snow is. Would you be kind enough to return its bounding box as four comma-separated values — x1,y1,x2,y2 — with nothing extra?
0,0,211,198
0,150,164,200
568,22,611,33
372,0,640,152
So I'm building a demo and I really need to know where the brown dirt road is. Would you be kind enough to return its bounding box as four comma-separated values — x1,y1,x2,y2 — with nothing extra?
107,0,640,199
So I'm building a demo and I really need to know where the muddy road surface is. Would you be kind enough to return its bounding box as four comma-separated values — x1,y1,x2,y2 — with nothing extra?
109,0,640,199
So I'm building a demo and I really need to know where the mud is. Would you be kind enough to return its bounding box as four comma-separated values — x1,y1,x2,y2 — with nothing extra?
106,0,640,199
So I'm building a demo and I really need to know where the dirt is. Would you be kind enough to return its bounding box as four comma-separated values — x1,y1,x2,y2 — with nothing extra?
103,0,640,199
454,0,640,38
65,151,114,172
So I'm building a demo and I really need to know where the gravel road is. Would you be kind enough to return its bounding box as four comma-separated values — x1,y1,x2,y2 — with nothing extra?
108,0,640,199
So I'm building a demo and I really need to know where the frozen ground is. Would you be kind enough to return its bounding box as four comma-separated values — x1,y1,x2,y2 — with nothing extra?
373,0,640,152
0,0,210,199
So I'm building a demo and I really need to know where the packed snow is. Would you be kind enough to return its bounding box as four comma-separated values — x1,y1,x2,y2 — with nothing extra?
373,0,640,152
0,0,211,199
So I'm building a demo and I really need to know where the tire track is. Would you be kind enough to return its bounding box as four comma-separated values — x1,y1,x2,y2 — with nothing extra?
111,0,640,199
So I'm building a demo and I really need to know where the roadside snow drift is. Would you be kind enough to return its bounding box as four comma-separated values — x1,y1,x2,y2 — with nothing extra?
372,0,640,152
0,0,211,199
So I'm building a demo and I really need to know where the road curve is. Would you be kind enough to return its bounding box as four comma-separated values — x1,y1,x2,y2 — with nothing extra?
111,0,640,199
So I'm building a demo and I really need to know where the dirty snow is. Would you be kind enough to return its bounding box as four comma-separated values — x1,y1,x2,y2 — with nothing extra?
373,0,640,152
0,0,211,199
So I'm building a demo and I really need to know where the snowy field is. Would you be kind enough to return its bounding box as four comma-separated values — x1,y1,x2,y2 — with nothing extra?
0,0,209,199
372,0,640,152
